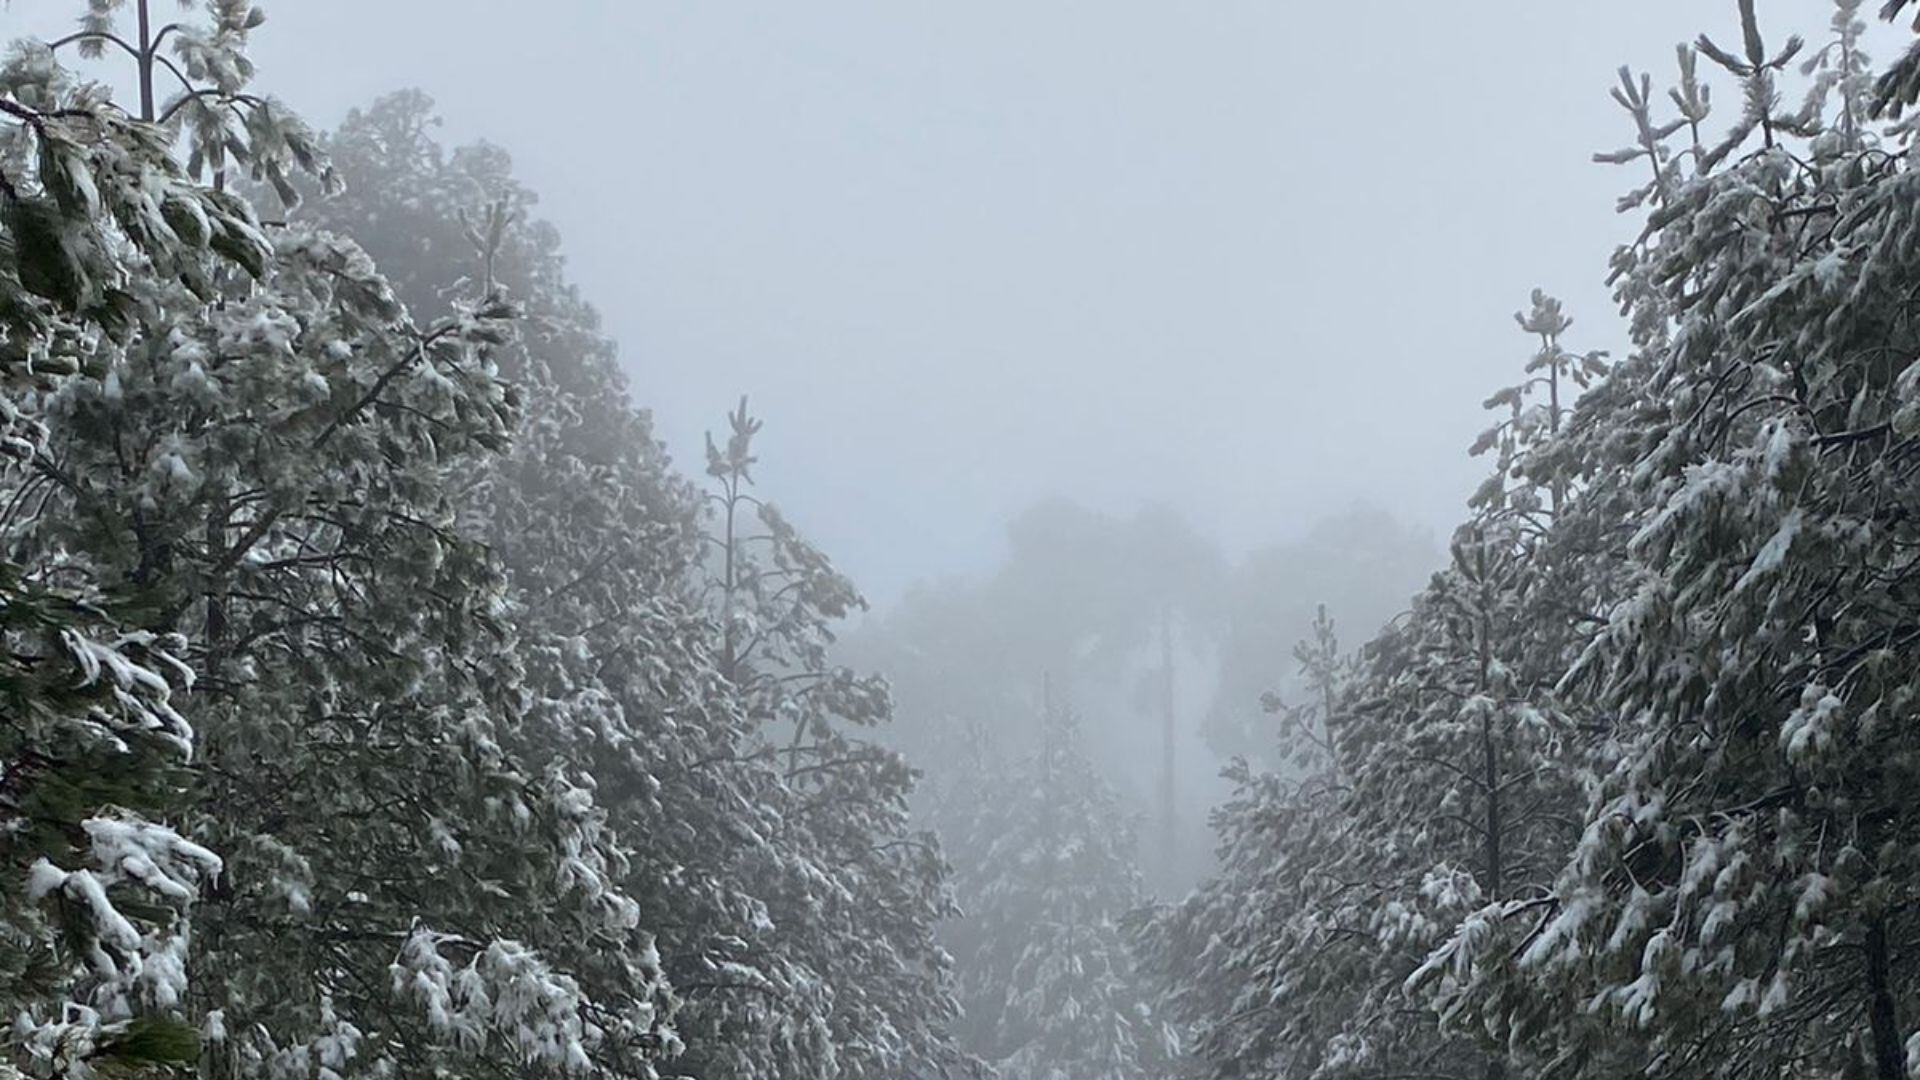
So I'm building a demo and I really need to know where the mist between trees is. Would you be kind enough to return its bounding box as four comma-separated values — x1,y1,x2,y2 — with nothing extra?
5,1,1920,1079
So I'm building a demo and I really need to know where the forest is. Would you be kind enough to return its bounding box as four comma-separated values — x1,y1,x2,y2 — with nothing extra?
6,0,1920,1078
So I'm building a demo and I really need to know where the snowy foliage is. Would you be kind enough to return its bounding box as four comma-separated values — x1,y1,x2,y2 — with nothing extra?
1407,5,1920,1078
2,9,676,1078
944,699,1179,1080
691,398,974,1080
1138,9,1920,1079
300,95,976,1080
0,15,272,1076
1138,288,1608,1080
25,3,1920,1080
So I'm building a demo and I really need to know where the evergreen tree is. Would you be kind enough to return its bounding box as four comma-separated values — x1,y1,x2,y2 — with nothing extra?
1139,291,1605,1080
1416,5,1920,1078
5,8,679,1078
1202,508,1433,769
841,498,1232,898
1130,607,1378,1079
298,92,981,1080
0,18,289,1075
697,398,974,1079
944,695,1177,1080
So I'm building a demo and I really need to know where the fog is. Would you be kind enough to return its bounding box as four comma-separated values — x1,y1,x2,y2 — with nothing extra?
10,2,1920,1078
247,1,1753,599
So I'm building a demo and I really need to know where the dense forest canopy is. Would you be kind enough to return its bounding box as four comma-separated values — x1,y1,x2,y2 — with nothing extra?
6,2,1920,1079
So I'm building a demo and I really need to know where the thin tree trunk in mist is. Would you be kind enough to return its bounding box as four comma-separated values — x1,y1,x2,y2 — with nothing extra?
1156,603,1177,885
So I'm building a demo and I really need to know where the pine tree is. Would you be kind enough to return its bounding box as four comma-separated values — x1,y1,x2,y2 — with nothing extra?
696,398,974,1079
944,695,1177,1080
1130,607,1381,1079
295,91,982,1080
299,92,880,1080
1414,5,1920,1077
1202,508,1433,770
5,9,679,1077
1140,291,1605,1080
0,20,279,1075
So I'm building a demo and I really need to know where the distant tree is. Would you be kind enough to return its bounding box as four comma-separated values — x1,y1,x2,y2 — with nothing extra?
1202,505,1434,768
842,497,1230,895
944,692,1179,1080
1129,608,1369,1079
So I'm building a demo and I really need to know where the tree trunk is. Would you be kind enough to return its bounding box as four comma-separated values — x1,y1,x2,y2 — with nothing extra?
1477,592,1508,1080
1157,604,1176,876
1478,602,1502,904
136,0,154,122
1865,914,1905,1080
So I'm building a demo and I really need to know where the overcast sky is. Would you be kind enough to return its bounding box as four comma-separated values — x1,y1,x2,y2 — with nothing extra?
44,1,1875,601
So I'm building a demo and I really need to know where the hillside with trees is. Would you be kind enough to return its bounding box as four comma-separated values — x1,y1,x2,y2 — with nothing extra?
7,2,1920,1079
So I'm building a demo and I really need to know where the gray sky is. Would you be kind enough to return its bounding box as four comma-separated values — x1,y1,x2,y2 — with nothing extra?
211,3,1862,599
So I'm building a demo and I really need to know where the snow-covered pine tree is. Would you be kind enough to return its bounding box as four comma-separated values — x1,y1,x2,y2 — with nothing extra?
49,0,334,201
697,398,974,1079
298,92,952,1080
1799,0,1874,145
6,7,678,1077
1414,4,1920,1077
1129,606,1378,1079
944,693,1177,1080
1140,290,1605,1080
0,30,271,1075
